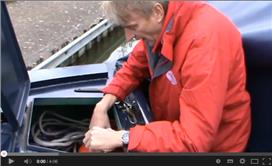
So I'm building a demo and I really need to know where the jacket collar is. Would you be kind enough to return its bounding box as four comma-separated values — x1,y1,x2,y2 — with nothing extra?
152,1,197,62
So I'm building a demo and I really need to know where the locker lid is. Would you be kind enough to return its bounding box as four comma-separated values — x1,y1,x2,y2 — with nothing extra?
1,2,30,131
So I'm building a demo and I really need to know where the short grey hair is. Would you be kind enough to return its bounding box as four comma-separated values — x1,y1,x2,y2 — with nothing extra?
101,1,168,26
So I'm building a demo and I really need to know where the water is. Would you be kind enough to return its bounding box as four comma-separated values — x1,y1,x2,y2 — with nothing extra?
70,27,125,66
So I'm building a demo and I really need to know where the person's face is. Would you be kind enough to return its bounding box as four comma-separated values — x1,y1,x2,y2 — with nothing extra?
122,3,165,45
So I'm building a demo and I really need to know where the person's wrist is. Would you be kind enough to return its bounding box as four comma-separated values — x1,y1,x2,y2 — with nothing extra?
119,130,129,147
113,130,126,148
113,130,129,147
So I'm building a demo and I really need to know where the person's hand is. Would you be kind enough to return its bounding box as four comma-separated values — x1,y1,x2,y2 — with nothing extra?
83,127,125,153
88,94,118,129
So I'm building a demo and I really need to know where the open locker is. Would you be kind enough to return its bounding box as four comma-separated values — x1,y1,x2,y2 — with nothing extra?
27,98,120,153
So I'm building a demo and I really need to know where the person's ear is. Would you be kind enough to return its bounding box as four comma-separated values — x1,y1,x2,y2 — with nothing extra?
151,3,165,23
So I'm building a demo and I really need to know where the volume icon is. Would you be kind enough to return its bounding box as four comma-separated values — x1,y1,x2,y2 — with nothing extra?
24,159,32,164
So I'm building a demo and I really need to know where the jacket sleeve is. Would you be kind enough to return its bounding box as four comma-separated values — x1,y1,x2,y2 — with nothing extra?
128,33,234,152
102,40,150,101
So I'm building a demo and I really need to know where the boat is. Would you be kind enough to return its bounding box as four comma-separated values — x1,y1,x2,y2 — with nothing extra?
1,1,272,153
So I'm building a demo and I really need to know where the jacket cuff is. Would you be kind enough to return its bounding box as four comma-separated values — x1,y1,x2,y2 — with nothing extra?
127,125,145,151
102,85,127,101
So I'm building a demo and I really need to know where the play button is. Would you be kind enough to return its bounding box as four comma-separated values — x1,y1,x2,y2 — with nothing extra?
8,158,15,165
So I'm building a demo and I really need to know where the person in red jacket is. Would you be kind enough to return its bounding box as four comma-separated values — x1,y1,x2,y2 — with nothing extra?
83,1,251,152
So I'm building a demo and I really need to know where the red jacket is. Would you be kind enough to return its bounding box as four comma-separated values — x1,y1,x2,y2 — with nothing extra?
102,1,251,152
